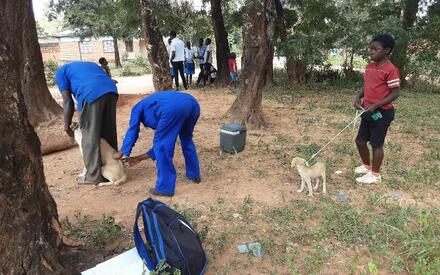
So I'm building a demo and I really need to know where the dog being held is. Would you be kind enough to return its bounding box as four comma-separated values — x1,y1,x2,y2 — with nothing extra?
72,123,127,186
290,157,326,197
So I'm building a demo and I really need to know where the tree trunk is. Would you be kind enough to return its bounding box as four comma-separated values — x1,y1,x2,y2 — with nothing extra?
286,58,306,85
391,0,420,83
274,0,298,85
113,36,122,68
265,24,276,86
140,0,173,91
0,1,67,273
19,0,62,126
227,0,275,129
210,0,230,87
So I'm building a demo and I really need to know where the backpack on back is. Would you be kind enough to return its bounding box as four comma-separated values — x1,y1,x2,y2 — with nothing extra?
134,198,208,274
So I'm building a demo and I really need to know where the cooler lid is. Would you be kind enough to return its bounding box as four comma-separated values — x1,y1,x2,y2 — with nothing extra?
221,123,246,133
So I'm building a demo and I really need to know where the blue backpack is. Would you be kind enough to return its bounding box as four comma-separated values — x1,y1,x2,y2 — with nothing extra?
134,198,208,274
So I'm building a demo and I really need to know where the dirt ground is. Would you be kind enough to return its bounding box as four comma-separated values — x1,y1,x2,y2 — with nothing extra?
43,84,440,274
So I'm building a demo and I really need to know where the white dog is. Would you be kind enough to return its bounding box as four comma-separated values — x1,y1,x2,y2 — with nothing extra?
72,123,127,186
291,157,326,197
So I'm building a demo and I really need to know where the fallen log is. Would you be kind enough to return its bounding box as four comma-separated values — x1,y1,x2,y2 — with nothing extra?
35,116,77,155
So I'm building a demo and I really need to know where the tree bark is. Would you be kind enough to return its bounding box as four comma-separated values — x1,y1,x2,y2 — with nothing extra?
19,0,62,126
391,0,420,83
265,42,275,87
0,1,67,273
274,0,301,85
113,36,122,68
140,0,173,91
210,0,230,87
227,0,276,129
286,58,306,85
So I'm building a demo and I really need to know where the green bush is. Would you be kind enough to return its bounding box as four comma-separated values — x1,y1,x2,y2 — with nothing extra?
131,55,151,72
44,59,58,86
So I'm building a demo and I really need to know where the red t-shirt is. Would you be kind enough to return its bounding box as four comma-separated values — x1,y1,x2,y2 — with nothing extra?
228,58,237,72
363,60,400,110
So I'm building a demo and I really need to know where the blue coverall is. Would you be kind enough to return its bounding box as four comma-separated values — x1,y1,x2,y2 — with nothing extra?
120,91,201,195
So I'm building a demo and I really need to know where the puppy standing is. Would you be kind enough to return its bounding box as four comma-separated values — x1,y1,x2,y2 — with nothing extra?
72,123,127,186
291,157,326,197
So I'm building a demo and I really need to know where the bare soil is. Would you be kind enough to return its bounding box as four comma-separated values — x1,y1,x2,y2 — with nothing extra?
43,88,440,274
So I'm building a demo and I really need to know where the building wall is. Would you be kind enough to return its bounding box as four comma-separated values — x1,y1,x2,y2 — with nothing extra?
39,37,147,65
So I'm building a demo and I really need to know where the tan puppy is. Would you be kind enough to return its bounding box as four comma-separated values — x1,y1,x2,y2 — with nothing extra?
72,123,127,186
290,157,326,197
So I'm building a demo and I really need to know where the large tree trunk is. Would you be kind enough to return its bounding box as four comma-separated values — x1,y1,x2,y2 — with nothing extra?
227,0,275,129
0,1,67,273
140,0,173,91
210,0,230,87
391,0,420,83
113,36,122,68
18,0,75,154
265,42,275,87
19,0,62,126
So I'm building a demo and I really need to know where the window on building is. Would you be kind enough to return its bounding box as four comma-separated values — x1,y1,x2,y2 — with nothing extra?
79,41,92,53
125,40,134,53
103,40,114,53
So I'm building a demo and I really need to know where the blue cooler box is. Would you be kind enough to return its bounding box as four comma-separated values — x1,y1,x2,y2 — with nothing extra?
220,124,246,153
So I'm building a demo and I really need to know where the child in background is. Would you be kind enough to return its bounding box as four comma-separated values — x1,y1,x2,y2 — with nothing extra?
208,65,217,84
184,41,196,85
196,38,206,86
227,52,238,90
353,34,400,184
99,57,112,77
98,57,118,84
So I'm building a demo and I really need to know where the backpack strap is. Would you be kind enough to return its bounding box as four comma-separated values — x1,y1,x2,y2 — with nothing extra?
134,202,155,271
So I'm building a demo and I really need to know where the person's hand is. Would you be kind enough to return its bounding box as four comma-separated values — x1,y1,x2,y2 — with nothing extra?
113,151,123,160
353,96,363,110
65,126,74,137
121,154,148,167
365,104,378,113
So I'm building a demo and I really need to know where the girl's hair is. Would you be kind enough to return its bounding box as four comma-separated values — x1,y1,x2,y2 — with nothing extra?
371,34,395,53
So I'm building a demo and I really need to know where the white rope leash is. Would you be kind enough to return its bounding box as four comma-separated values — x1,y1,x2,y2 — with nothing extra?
307,109,365,164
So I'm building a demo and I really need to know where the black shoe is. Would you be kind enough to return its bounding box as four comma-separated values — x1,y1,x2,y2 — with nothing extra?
149,188,173,197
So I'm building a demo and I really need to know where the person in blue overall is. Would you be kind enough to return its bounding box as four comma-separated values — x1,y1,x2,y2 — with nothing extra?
115,91,201,197
56,61,118,184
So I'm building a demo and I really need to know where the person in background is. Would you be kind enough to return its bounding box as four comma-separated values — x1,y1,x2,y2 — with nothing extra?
184,41,196,85
227,52,238,90
353,34,400,184
208,64,217,84
203,38,213,85
169,31,188,90
98,57,118,84
115,91,201,197
167,38,175,79
99,57,111,77
196,38,206,86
